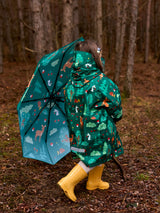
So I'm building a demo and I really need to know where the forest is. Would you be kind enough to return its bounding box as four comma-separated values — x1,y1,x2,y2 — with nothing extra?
0,0,160,212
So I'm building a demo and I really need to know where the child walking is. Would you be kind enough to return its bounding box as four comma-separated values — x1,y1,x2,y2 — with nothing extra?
58,40,123,202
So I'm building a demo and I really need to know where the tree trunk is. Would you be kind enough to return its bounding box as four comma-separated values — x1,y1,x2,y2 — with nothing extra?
62,0,73,46
2,0,15,61
85,0,91,38
0,1,3,73
124,0,139,98
17,0,25,59
157,1,160,63
31,0,45,62
24,0,34,53
73,0,79,40
80,0,89,37
144,0,152,63
91,0,96,38
105,0,115,59
153,0,158,58
115,0,121,62
95,0,102,48
51,0,61,50
42,0,53,53
114,0,128,85
137,7,143,53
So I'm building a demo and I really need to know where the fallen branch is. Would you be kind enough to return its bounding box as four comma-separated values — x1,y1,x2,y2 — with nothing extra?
113,155,126,181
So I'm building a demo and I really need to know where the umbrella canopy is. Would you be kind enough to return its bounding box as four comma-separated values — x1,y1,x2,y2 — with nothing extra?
17,38,84,165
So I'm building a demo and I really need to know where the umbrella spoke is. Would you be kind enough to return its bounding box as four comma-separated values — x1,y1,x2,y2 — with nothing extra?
52,42,75,95
24,99,50,136
38,68,51,95
54,85,66,96
55,97,64,102
45,101,52,143
55,102,66,117
22,97,50,104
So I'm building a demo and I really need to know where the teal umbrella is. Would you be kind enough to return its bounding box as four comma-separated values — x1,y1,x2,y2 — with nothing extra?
17,38,84,165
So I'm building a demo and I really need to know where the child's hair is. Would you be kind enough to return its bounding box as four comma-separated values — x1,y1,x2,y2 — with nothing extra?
75,40,103,71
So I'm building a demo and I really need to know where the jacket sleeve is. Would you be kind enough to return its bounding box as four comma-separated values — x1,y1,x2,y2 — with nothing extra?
99,78,122,122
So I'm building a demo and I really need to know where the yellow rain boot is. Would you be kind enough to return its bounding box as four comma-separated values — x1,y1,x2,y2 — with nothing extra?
86,164,109,190
57,164,87,202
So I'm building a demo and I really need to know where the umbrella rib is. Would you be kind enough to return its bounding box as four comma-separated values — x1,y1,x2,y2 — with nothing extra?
22,97,64,104
22,97,50,103
44,102,54,163
52,41,76,95
45,100,51,143
38,68,51,95
22,69,51,104
24,99,50,136
54,102,66,117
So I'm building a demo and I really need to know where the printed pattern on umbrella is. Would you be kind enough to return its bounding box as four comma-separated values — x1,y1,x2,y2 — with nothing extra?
17,38,84,164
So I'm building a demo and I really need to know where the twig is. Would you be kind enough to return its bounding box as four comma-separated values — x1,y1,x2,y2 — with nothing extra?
25,47,37,53
137,141,145,148
15,190,26,201
21,20,35,32
122,193,128,205
113,155,126,181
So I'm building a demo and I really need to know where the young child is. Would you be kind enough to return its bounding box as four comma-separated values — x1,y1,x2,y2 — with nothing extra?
58,40,123,202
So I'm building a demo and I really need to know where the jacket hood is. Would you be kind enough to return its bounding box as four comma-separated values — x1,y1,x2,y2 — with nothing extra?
71,51,103,87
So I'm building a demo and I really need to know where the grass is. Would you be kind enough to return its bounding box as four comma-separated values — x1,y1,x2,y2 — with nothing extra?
135,172,150,181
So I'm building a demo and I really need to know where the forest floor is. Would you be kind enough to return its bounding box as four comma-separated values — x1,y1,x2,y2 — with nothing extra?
0,60,160,213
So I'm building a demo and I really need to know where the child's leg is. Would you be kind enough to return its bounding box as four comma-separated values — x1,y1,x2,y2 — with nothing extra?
57,162,88,202
86,164,109,190
78,161,109,190
78,161,95,173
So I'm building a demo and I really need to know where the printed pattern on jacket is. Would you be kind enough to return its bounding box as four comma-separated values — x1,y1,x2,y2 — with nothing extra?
64,51,123,167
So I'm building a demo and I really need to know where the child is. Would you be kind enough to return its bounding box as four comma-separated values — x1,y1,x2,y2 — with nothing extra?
58,40,123,202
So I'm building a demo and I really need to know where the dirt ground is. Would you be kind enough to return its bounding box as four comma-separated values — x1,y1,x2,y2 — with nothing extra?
0,60,160,213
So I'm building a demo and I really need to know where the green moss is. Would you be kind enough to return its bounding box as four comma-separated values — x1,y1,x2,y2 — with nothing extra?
156,196,160,205
135,172,150,181
41,209,47,212
121,92,128,100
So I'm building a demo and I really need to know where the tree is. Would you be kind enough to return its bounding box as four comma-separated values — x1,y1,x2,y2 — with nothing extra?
1,0,160,64
104,0,115,59
73,0,79,40
62,0,73,46
115,0,121,68
79,0,88,38
23,0,35,55
31,0,45,62
153,0,158,58
0,0,3,73
156,1,160,63
144,0,152,63
124,0,139,97
2,0,15,61
17,0,25,59
43,0,53,53
95,0,102,48
114,0,128,85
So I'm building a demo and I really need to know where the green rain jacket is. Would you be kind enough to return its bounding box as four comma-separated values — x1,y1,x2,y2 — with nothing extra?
64,51,124,167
